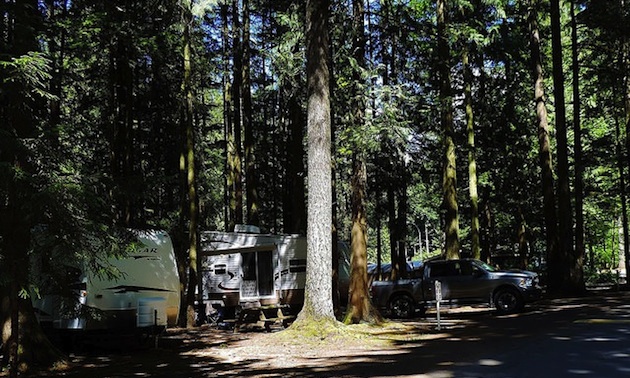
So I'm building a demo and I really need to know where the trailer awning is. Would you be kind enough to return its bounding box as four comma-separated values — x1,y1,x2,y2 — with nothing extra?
199,243,276,257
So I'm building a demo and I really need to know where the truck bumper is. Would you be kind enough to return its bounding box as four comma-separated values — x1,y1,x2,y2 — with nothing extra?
522,287,543,302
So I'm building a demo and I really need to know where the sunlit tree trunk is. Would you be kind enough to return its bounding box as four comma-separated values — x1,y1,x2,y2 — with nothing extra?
463,46,480,260
295,0,336,326
346,156,375,323
529,0,561,294
345,0,378,323
437,0,460,259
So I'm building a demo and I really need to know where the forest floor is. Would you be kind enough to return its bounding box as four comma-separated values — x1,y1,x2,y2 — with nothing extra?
4,288,630,377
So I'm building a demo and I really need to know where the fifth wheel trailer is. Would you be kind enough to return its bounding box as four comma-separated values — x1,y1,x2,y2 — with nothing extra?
32,229,180,332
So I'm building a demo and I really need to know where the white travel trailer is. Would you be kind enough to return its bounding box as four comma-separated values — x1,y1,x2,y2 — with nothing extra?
33,229,180,331
200,228,349,316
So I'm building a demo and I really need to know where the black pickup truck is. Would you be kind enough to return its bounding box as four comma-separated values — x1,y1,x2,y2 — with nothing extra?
369,259,542,318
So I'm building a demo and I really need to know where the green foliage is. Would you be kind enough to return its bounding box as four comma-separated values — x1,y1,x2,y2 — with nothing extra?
0,52,56,101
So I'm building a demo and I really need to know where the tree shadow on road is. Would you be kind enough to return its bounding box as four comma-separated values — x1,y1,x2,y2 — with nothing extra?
11,290,630,377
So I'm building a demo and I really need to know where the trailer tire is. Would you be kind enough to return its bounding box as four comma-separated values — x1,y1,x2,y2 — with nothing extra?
388,294,415,319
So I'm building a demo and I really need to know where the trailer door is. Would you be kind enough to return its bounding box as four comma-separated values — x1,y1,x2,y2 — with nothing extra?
240,249,275,300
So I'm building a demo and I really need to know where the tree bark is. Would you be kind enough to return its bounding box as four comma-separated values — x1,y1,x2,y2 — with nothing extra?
181,0,199,327
623,0,630,283
346,156,378,323
387,187,400,279
550,0,575,293
295,0,336,326
463,45,480,260
221,2,233,231
437,0,460,259
230,0,243,229
570,0,586,293
345,0,379,324
529,0,561,294
110,0,135,227
1,291,68,374
243,0,259,226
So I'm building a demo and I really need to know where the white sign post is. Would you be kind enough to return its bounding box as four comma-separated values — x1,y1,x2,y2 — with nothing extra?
435,280,442,330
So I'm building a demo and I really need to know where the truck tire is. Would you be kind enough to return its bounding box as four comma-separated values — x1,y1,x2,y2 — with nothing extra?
493,288,523,315
388,294,415,319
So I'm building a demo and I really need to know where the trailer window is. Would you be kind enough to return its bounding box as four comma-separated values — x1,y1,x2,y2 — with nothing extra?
214,264,227,275
289,259,307,273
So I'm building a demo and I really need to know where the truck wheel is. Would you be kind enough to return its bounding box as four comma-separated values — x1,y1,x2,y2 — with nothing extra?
494,288,523,315
389,295,415,319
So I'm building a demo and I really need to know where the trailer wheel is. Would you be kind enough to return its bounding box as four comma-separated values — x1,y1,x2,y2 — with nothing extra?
493,288,523,315
388,294,415,319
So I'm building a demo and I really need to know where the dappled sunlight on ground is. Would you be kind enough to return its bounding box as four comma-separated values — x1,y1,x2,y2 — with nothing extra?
4,290,630,377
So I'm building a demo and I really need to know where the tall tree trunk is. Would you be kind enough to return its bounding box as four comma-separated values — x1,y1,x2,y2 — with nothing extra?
182,0,199,327
230,0,243,229
345,0,379,325
379,0,407,277
481,191,494,263
221,2,233,231
387,187,399,279
623,0,630,282
110,1,135,227
501,15,518,265
518,207,529,269
529,0,561,294
571,0,586,293
295,0,336,326
330,32,341,314
243,0,258,226
396,173,409,276
437,0,460,259
550,0,575,293
346,156,375,323
616,114,629,287
463,45,480,260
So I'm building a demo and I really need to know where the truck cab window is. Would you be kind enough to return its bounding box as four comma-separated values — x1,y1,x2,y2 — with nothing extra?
429,262,458,277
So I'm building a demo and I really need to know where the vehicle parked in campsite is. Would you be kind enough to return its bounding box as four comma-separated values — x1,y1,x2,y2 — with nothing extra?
370,258,542,318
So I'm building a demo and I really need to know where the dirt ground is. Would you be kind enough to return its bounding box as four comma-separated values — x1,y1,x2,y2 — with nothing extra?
4,290,629,377
16,318,434,377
